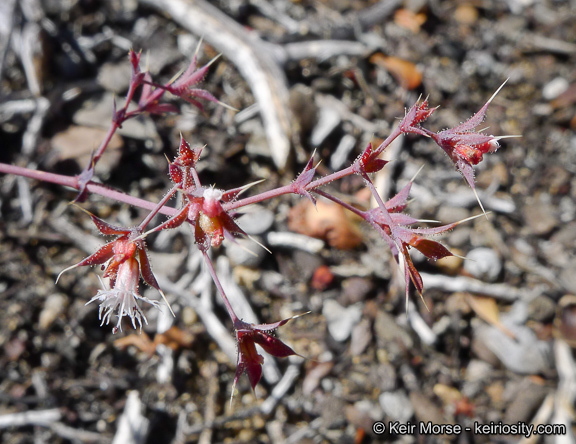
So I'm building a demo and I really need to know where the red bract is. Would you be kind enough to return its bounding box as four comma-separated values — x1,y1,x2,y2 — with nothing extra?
422,80,513,192
168,136,203,189
138,72,180,116
291,154,319,205
354,142,389,175
74,48,219,202
129,49,143,81
363,177,470,307
164,52,220,112
196,187,246,250
57,211,171,331
232,316,302,395
152,186,246,252
67,213,158,288
126,47,221,121
399,97,438,136
149,136,248,252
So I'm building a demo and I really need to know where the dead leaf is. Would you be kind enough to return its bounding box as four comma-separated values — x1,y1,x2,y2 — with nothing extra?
303,361,334,395
155,326,195,350
114,326,195,355
51,125,123,171
288,199,363,249
394,9,427,33
114,332,155,354
465,294,516,339
370,54,423,90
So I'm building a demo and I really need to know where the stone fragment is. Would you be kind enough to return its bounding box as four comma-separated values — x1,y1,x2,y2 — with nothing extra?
322,299,363,342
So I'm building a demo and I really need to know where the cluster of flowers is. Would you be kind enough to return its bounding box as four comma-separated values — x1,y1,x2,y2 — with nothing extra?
1,47,515,397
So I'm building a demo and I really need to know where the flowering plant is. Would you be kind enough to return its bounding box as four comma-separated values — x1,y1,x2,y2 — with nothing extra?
0,47,515,399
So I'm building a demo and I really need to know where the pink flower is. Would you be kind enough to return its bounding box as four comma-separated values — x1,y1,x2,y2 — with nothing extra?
86,257,160,334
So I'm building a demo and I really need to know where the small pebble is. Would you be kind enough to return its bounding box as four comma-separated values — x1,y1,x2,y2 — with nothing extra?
350,318,372,356
322,299,363,342
559,261,576,293
51,126,123,177
310,106,341,146
267,231,325,254
379,390,414,423
39,294,67,330
522,200,559,235
289,84,317,136
475,322,552,374
97,62,132,93
503,378,549,424
311,265,334,291
340,277,373,305
239,119,270,157
528,295,556,322
236,206,275,235
464,248,502,282
374,310,413,353
542,77,569,101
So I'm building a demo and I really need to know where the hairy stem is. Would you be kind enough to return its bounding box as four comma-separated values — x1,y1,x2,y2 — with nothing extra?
224,182,296,211
138,185,179,230
313,189,367,219
0,163,178,217
202,251,240,325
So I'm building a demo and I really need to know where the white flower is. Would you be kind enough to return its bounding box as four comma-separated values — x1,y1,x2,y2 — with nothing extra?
86,257,160,334
202,186,223,202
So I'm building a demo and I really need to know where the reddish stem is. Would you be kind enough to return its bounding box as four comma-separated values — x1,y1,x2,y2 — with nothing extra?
201,251,241,325
92,121,120,166
223,182,295,211
138,185,179,230
224,165,358,212
0,163,178,218
371,125,403,157
313,189,367,219
91,77,140,165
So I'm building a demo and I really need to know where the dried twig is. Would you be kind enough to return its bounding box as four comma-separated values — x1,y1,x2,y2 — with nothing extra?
112,391,149,444
50,422,108,443
550,339,576,444
158,274,237,363
0,408,61,428
260,362,302,415
420,272,540,301
282,40,370,63
198,361,218,444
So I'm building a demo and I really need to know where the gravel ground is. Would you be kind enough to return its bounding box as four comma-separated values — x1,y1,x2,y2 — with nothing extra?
1,0,576,443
